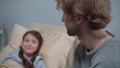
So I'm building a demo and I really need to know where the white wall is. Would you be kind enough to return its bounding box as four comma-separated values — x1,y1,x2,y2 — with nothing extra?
0,0,120,46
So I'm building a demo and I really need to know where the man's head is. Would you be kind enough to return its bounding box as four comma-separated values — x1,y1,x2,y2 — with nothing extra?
56,0,111,31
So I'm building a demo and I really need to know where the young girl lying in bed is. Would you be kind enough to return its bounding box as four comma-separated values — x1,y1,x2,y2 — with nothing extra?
0,30,46,68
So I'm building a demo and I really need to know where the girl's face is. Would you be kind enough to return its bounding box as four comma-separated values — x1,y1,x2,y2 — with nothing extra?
21,33,39,57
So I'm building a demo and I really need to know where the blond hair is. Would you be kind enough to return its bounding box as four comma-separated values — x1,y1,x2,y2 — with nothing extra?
56,0,111,30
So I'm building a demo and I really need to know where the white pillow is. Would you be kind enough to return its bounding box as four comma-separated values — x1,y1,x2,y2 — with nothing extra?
41,31,75,68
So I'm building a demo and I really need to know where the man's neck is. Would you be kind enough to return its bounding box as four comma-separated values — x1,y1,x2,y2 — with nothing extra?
77,29,112,50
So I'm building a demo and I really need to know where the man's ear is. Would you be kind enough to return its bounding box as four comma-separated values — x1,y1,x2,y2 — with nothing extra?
73,15,84,24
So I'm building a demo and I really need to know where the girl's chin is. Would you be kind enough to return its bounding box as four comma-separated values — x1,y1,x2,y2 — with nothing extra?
24,53,33,57
24,51,33,55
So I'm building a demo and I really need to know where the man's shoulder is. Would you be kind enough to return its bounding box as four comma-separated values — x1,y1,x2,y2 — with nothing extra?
92,38,120,67
92,51,120,68
93,40,120,66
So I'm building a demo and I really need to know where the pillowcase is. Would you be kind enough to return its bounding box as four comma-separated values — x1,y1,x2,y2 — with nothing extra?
41,31,75,68
0,64,8,68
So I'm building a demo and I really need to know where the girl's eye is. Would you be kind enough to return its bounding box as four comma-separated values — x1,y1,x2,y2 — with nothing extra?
24,39,29,42
32,40,37,44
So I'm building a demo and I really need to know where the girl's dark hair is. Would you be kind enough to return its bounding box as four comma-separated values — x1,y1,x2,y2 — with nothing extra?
19,30,43,68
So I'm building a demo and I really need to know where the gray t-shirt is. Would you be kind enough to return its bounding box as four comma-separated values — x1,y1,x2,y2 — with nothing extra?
71,37,120,68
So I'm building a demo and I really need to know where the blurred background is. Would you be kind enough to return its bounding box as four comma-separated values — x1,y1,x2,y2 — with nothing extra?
0,0,120,51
